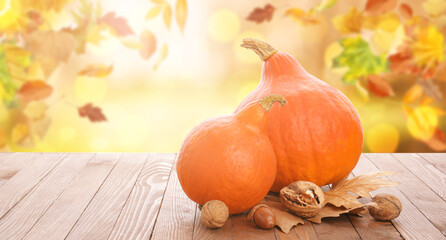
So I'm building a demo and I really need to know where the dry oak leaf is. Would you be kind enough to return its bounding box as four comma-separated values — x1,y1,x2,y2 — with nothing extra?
246,4,275,24
78,64,113,78
324,172,399,209
306,204,370,224
18,80,53,101
263,201,304,234
78,103,107,122
100,12,134,36
365,0,398,16
25,30,76,62
367,75,395,97
140,30,157,60
285,8,319,26
175,0,188,32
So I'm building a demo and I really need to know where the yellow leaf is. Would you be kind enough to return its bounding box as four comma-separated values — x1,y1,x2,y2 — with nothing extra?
0,129,6,148
145,5,163,19
423,0,446,17
78,64,113,78
23,100,47,120
11,123,28,144
285,8,319,26
0,0,28,36
154,44,168,70
411,25,444,68
26,30,77,62
370,29,396,55
406,105,443,140
86,24,107,45
355,81,369,102
363,12,400,32
366,123,399,153
403,84,424,103
27,61,45,80
163,4,172,29
175,0,187,32
121,37,143,49
324,41,343,68
332,7,363,34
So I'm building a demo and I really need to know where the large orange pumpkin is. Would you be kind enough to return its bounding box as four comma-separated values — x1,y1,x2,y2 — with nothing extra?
177,94,286,214
236,39,363,191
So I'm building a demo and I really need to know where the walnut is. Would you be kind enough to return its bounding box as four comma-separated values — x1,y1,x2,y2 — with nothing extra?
200,200,229,228
280,181,325,218
368,193,402,221
247,204,276,229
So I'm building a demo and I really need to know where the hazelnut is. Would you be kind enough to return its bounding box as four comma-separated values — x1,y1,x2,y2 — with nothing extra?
368,193,402,221
280,181,325,218
200,200,229,228
247,204,276,229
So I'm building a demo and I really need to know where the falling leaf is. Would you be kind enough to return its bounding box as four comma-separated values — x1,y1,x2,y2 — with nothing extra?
399,4,413,20
388,45,420,76
86,24,107,45
78,103,107,122
145,5,164,19
25,30,76,62
356,81,370,101
311,0,338,13
163,4,172,29
140,30,157,60
246,4,275,24
78,64,113,78
23,101,47,120
0,129,7,148
306,204,366,224
154,44,168,70
420,96,435,106
418,78,443,102
332,7,363,34
425,127,446,151
411,25,444,70
333,37,388,83
285,8,319,26
263,201,304,234
406,105,444,140
363,12,401,32
175,0,187,32
423,0,446,17
11,123,28,144
121,37,143,49
365,0,398,16
367,75,395,97
100,12,134,36
370,29,398,55
324,172,399,209
18,80,53,101
403,84,424,103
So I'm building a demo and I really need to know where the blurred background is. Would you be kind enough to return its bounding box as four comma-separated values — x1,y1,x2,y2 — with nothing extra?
0,0,445,152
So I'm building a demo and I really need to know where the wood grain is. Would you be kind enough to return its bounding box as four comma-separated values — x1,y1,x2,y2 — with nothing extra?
22,153,121,240
151,155,196,240
392,153,446,201
0,153,65,219
65,153,149,240
0,152,42,187
232,212,277,240
419,153,446,174
354,154,446,240
293,221,318,240
0,153,93,240
193,204,234,240
108,153,175,240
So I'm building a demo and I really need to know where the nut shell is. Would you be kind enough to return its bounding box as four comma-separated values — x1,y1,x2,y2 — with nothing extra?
200,200,229,228
247,204,276,229
369,193,402,221
280,181,325,218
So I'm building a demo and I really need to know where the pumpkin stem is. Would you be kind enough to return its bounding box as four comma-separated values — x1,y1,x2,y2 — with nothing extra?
258,94,287,111
241,38,278,61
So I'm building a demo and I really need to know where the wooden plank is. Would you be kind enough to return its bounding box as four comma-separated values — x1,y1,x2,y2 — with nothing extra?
0,153,66,219
354,154,445,240
0,153,93,240
65,153,148,240
22,153,121,240
370,154,446,235
0,153,42,187
419,153,446,174
392,153,446,201
151,155,196,240
108,153,175,240
232,212,277,240
192,205,233,240
293,221,318,240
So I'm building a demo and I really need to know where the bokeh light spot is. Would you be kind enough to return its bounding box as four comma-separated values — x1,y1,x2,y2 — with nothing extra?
208,9,240,43
58,126,76,142
366,123,399,153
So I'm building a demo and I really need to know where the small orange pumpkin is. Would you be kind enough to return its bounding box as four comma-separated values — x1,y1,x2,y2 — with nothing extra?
236,39,363,191
177,94,287,214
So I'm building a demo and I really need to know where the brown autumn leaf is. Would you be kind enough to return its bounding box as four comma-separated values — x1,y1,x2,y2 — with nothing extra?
388,46,420,76
78,103,107,122
246,4,275,24
324,172,400,209
78,64,113,78
263,200,304,234
100,12,134,36
365,0,398,16
403,84,424,103
140,30,157,60
399,4,413,20
18,81,53,101
285,8,319,25
175,0,187,32
425,127,446,151
367,75,395,97
25,30,76,62
306,204,371,224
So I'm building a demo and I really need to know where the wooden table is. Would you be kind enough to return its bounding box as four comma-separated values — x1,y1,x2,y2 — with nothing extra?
0,153,444,240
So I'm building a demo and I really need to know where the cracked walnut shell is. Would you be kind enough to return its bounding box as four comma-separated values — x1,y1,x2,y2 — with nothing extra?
280,181,325,218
